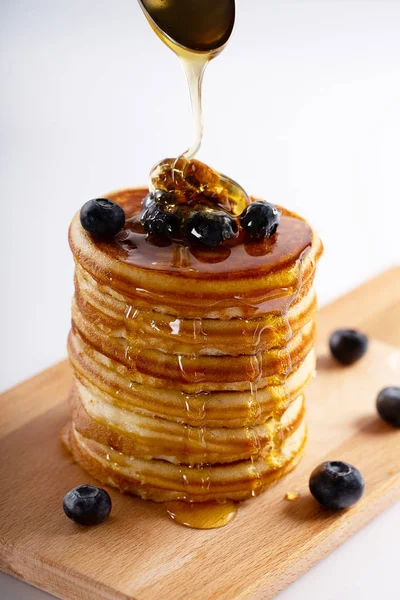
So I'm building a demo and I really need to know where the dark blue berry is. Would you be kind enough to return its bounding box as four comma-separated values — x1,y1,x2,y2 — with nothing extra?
80,198,125,238
154,188,175,206
329,329,368,365
141,202,180,238
184,211,238,247
142,192,155,210
63,484,112,526
377,387,400,427
309,461,365,510
240,201,280,240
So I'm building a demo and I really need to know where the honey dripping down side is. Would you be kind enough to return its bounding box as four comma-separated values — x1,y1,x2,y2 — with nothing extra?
123,204,307,527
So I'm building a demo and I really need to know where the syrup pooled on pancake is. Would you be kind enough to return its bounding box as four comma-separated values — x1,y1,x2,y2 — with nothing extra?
111,185,312,278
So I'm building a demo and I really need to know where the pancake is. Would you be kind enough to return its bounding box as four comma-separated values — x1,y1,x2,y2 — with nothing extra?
69,339,316,427
69,318,316,391
69,190,322,319
63,418,307,502
73,264,317,355
70,384,305,464
65,187,322,502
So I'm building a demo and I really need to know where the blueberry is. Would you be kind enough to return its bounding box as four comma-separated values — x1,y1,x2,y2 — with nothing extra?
142,192,155,210
141,202,180,238
309,461,365,510
63,484,112,526
80,198,125,238
154,188,175,206
376,387,400,427
240,200,280,240
184,211,238,247
329,329,368,365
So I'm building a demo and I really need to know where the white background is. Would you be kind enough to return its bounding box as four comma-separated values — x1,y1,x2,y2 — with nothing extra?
1,0,399,598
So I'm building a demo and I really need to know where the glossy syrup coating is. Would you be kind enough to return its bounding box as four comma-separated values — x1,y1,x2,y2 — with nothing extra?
149,157,250,217
69,187,322,322
100,188,312,276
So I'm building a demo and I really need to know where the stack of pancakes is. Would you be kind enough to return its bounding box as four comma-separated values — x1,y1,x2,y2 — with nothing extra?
65,188,323,502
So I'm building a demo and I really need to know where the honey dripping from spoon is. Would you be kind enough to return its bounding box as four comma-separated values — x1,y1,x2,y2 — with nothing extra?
138,0,250,217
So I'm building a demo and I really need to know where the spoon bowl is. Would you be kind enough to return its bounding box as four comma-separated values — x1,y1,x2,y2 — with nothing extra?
138,0,235,55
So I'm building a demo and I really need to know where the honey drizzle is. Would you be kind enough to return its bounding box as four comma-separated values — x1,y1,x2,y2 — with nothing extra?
95,243,310,527
177,317,212,499
180,55,206,159
285,490,301,502
109,238,309,525
267,251,308,469
138,0,250,217
114,199,313,280
138,0,234,160
165,500,237,530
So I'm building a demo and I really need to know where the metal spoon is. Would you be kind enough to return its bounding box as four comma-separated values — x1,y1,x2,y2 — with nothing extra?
137,0,235,56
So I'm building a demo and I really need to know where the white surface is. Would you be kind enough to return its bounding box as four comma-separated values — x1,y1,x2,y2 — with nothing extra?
1,1,399,598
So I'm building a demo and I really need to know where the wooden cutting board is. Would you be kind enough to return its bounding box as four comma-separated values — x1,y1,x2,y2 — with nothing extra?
1,267,400,600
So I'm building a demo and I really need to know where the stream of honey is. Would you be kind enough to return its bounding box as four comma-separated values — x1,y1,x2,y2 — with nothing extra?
138,0,250,218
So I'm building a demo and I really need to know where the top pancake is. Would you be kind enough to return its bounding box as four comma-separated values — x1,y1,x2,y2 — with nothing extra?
69,188,323,319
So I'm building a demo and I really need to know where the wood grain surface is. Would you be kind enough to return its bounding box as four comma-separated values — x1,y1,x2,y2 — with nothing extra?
1,267,400,600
